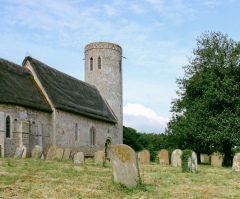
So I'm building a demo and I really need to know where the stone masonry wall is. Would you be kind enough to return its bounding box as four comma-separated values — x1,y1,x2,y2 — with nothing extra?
85,42,123,146
55,109,117,156
0,104,51,157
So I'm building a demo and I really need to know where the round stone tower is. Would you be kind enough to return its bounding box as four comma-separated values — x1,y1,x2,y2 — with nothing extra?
84,42,123,144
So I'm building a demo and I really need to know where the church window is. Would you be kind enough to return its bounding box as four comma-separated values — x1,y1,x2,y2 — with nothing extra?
75,123,78,141
98,57,101,69
6,116,10,138
119,60,121,73
90,127,95,145
90,57,93,71
13,119,17,132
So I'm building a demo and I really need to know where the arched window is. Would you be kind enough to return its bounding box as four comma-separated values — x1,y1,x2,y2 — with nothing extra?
119,60,122,73
90,57,93,71
98,57,101,69
6,116,10,138
13,119,17,132
75,123,78,141
90,127,95,145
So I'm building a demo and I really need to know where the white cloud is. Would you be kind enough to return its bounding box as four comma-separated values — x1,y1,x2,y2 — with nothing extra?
103,4,119,16
123,103,169,133
130,4,147,14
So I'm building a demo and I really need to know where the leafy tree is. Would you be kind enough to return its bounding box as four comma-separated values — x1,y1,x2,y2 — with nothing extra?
123,126,143,151
167,31,240,166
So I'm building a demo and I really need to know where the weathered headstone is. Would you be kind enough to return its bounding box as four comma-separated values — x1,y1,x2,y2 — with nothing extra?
62,147,71,160
211,151,222,166
159,149,169,165
233,153,240,171
74,152,85,164
140,150,150,164
31,145,43,158
94,151,105,166
53,148,64,160
189,151,198,172
14,147,24,158
171,149,182,167
21,145,28,158
200,154,209,163
46,146,56,159
138,152,141,159
110,144,140,187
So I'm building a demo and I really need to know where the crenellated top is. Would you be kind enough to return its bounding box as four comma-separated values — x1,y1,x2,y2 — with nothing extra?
85,42,122,53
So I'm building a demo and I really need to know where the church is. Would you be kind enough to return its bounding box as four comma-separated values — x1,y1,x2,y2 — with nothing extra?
0,42,123,158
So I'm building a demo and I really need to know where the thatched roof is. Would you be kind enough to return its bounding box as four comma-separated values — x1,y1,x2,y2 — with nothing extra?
0,58,51,111
23,56,117,123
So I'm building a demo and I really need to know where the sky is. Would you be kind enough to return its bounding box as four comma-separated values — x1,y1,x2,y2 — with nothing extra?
0,0,239,134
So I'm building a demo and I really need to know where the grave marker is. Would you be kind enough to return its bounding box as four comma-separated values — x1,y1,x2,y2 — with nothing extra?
74,152,85,164
31,145,43,158
14,147,24,158
211,151,222,166
159,149,169,165
94,151,105,166
62,147,71,160
46,146,56,159
233,153,240,171
110,144,140,187
53,148,64,160
140,150,150,164
171,149,182,167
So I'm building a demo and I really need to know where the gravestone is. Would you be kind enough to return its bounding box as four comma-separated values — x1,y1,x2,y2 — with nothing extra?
94,151,105,166
138,152,141,159
31,145,43,158
110,144,140,187
200,154,209,163
189,151,198,172
74,152,85,164
140,150,150,164
171,149,182,167
21,145,28,158
53,148,64,160
159,149,169,165
14,147,24,158
232,153,240,171
211,151,222,166
46,146,56,159
62,147,71,160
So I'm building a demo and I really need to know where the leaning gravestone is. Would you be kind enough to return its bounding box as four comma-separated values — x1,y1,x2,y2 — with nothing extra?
31,145,43,158
14,147,24,158
140,150,150,164
62,147,71,160
171,149,183,167
232,153,240,171
94,151,105,166
211,151,223,166
21,145,28,158
159,149,169,165
74,152,85,164
46,146,56,159
110,144,140,187
53,148,64,160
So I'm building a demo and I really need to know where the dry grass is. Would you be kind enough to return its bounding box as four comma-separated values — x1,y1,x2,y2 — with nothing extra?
0,158,240,199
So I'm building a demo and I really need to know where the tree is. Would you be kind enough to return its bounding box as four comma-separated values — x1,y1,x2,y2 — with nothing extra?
123,126,143,151
167,31,240,166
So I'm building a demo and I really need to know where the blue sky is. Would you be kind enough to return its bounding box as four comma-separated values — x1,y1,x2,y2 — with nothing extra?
0,0,239,133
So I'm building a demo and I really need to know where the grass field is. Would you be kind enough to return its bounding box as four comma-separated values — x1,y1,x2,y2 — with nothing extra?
0,157,240,199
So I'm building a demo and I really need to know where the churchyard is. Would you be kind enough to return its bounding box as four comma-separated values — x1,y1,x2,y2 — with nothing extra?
1,156,240,198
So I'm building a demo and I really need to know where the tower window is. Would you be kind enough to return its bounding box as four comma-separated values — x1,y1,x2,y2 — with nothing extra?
90,57,93,71
90,127,95,145
75,123,78,141
98,57,101,69
14,119,17,132
119,60,121,73
6,116,10,138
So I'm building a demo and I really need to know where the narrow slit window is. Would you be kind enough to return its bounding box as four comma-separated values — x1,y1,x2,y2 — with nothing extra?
90,127,95,145
14,119,17,132
90,57,93,71
119,60,121,73
75,124,78,141
98,57,101,69
6,116,10,138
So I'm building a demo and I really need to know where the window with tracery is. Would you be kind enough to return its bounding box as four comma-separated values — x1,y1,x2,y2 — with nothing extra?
90,127,95,145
